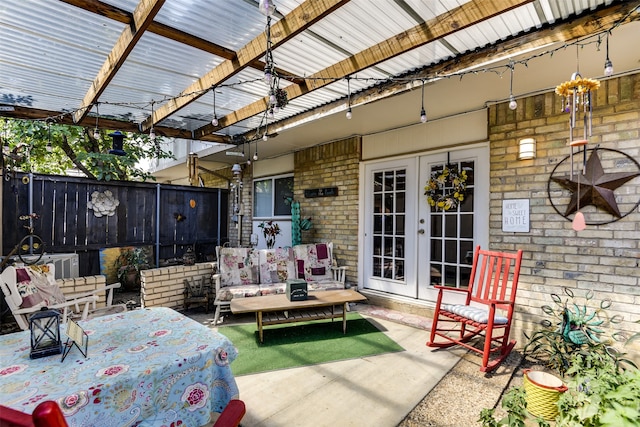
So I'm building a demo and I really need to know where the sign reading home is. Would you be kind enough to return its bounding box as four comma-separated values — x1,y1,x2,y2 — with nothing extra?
502,199,530,232
304,187,338,198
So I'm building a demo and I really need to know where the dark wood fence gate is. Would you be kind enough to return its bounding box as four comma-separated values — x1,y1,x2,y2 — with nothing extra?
2,173,229,276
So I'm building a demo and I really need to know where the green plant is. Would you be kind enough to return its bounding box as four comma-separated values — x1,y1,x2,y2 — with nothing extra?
556,350,640,427
258,220,281,249
523,288,624,375
479,387,551,427
115,247,149,286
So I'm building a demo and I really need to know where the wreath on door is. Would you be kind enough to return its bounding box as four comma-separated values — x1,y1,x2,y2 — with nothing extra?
424,164,468,211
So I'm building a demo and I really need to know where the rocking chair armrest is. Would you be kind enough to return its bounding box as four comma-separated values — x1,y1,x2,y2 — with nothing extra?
485,298,515,306
12,295,99,316
433,285,470,295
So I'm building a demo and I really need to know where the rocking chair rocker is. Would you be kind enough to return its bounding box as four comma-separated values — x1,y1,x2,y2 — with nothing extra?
427,245,523,372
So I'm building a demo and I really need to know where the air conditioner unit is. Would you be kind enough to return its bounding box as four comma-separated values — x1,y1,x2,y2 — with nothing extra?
13,253,80,279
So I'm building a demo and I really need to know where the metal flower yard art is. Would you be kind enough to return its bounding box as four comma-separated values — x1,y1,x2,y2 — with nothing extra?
424,163,468,211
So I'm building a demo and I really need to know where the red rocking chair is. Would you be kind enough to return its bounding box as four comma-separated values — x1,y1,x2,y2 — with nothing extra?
427,245,523,372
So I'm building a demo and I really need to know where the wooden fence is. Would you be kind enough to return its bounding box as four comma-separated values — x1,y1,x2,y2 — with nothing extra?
2,173,229,276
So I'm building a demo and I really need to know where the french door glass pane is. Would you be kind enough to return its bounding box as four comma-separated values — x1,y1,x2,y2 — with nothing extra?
428,160,475,288
372,168,406,281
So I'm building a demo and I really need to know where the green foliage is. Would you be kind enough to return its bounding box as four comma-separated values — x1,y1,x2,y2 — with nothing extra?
478,387,551,427
557,351,640,427
523,288,625,375
115,248,150,285
1,118,174,181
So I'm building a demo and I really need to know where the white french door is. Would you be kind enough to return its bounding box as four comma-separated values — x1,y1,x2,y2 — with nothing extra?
362,147,488,302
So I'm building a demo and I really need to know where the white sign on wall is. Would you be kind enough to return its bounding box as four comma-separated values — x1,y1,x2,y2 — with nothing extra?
502,199,530,232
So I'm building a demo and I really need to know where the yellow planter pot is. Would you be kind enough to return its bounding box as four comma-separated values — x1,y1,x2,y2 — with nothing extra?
523,369,568,420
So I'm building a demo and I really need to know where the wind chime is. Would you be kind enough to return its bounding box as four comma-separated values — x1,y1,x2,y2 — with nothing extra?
554,49,600,231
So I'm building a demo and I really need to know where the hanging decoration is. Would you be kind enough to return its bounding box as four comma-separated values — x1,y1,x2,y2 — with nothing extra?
88,190,120,217
424,163,468,211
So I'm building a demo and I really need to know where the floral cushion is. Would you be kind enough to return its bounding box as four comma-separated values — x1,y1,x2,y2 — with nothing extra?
16,265,66,309
216,284,262,302
259,283,286,296
258,248,295,284
218,247,259,287
293,243,333,282
306,281,343,291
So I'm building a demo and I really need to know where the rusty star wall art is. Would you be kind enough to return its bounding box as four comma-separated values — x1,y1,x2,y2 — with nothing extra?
547,148,640,225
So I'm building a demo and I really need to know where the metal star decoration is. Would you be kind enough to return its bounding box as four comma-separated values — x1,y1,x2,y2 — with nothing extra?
551,149,640,217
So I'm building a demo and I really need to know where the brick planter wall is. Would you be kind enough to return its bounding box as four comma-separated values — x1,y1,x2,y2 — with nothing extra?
140,263,215,309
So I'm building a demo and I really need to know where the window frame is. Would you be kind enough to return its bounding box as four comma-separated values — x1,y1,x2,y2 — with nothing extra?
252,173,294,220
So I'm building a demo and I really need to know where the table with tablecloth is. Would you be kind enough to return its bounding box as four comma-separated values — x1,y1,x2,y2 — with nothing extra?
0,307,239,426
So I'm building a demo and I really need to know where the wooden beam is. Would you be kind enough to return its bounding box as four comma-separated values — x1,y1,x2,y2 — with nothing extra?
0,104,231,142
142,0,351,132
194,0,532,138
72,0,166,124
242,0,640,141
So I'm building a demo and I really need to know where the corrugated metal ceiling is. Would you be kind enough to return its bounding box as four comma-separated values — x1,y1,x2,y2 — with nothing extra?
0,0,632,144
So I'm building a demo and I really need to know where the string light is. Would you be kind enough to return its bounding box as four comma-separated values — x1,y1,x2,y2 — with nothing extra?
211,88,219,126
604,32,613,77
508,61,517,110
12,18,629,141
93,103,100,139
149,101,156,141
346,77,352,120
419,79,427,123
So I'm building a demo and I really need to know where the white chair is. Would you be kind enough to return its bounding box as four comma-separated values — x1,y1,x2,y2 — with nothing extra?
1,263,125,331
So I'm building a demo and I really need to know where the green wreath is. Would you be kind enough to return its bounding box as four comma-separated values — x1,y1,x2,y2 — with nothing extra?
424,164,468,211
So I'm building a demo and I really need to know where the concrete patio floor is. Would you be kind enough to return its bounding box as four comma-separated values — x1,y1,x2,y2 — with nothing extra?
187,304,467,427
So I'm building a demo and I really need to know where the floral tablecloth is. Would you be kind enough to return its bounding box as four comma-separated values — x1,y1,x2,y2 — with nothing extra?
0,307,239,426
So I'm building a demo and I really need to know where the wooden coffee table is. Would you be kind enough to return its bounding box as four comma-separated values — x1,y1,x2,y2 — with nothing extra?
230,289,367,343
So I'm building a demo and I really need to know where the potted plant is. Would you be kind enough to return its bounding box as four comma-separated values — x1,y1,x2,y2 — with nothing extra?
115,247,149,290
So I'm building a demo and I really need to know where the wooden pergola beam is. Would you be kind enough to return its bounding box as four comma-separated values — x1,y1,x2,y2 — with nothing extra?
194,0,532,138
240,0,640,141
141,0,351,132
72,0,166,124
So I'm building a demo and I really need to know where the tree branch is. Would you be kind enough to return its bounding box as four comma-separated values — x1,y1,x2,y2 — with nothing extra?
60,134,97,179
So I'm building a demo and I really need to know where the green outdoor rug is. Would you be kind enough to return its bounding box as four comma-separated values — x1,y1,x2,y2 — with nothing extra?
219,312,404,376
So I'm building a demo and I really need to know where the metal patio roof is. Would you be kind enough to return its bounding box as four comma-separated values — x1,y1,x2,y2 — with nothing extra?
1,1,639,158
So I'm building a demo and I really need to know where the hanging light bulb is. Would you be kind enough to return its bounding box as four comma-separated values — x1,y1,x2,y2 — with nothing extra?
93,103,100,139
345,77,352,119
419,79,427,123
263,133,268,141
269,91,276,105
603,32,613,77
508,61,517,110
258,0,276,16
211,87,219,126
268,108,274,119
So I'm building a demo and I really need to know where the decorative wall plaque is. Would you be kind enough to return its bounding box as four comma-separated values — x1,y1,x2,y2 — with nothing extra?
304,187,338,198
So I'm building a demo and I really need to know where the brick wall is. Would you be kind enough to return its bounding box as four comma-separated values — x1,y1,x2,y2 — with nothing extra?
58,275,109,307
141,263,215,309
489,73,640,354
293,136,362,285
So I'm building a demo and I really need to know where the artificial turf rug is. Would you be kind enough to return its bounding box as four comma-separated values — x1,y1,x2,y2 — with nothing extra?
219,312,404,376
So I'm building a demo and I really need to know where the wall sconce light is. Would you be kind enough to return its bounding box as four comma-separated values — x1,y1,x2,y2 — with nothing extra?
518,138,536,160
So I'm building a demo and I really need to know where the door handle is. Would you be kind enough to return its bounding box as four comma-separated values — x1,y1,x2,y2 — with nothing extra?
418,229,425,234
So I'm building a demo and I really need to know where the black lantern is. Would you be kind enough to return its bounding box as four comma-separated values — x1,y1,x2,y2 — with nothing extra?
29,308,63,359
108,130,126,156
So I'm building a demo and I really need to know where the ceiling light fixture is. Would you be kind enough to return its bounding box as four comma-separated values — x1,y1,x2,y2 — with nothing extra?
604,32,613,77
346,77,352,120
419,79,427,123
260,0,286,135
508,61,517,110
93,103,100,140
211,88,219,127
